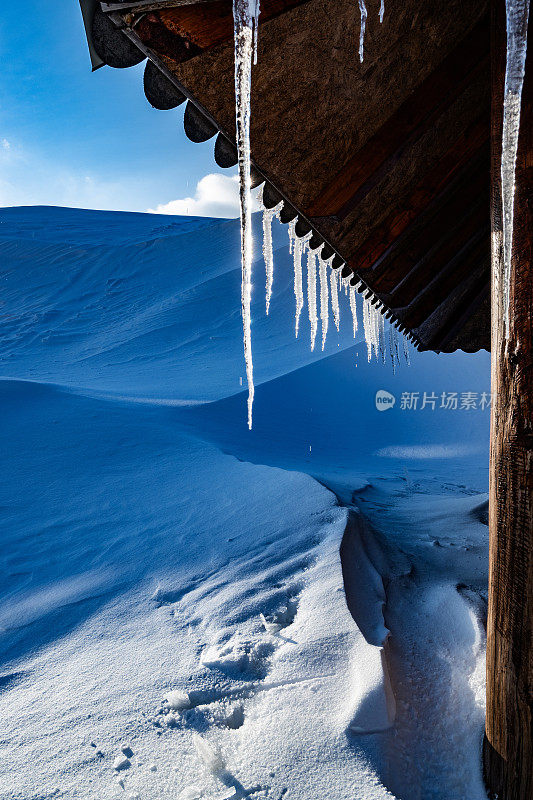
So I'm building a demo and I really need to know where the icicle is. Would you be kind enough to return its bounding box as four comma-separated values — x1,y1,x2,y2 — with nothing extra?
362,298,371,360
287,217,295,255
362,297,383,361
403,335,411,366
291,222,305,338
379,311,386,363
252,0,261,65
501,0,530,336
389,326,400,373
349,284,358,337
233,0,260,429
318,250,330,349
329,265,340,332
388,327,396,374
379,1,385,24
358,0,367,62
307,248,318,351
262,200,282,315
371,303,380,360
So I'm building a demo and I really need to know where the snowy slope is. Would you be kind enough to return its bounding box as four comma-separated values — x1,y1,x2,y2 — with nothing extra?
0,207,490,800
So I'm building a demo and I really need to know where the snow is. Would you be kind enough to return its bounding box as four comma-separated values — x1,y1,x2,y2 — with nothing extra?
0,206,491,800
501,0,530,335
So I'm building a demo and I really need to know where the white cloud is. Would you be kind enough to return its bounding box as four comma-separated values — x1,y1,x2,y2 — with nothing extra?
1,138,10,150
148,173,260,218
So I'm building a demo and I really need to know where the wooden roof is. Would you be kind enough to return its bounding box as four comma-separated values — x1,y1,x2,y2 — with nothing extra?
84,0,491,352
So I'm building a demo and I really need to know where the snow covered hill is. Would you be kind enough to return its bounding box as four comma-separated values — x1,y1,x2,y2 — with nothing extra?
0,206,490,800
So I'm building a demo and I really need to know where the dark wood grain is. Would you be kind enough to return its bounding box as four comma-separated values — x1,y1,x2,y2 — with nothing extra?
484,2,533,798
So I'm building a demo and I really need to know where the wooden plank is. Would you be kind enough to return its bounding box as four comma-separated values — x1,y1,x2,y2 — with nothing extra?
382,202,488,306
307,17,489,219
102,1,217,12
346,116,489,274
133,0,311,62
431,275,490,351
484,2,533,799
373,167,487,291
401,233,488,329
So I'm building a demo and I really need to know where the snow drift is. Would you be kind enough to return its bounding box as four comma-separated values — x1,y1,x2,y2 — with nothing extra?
0,206,490,800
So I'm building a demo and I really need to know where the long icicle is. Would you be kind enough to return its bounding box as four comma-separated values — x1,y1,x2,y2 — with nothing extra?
379,1,385,24
262,200,282,315
358,0,368,62
252,0,261,64
501,0,530,336
330,265,340,332
388,327,396,374
318,250,330,350
349,284,358,337
403,335,411,366
307,248,318,351
290,221,305,337
233,0,259,429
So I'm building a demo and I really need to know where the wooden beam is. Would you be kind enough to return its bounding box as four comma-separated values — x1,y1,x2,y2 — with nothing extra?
484,2,533,799
102,1,218,12
346,120,489,274
403,233,488,328
307,17,489,219
133,0,311,63
370,173,488,298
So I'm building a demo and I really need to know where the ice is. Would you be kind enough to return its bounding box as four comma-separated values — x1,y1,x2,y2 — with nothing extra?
252,0,261,65
193,734,226,775
330,265,340,332
260,611,282,635
358,0,368,62
379,1,385,24
179,787,203,800
403,334,411,365
318,250,330,350
501,0,530,335
389,326,400,373
307,248,318,351
233,0,260,429
165,689,190,711
261,200,282,314
349,284,358,337
289,220,305,337
378,310,386,363
362,297,383,361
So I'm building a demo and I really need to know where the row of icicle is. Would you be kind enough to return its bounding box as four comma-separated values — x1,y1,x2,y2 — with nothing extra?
231,0,405,428
261,200,410,394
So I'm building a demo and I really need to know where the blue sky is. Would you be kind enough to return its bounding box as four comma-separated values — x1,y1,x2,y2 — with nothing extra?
0,1,239,214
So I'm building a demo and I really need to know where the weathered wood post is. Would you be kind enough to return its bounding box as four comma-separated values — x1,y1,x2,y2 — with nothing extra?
484,2,532,798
